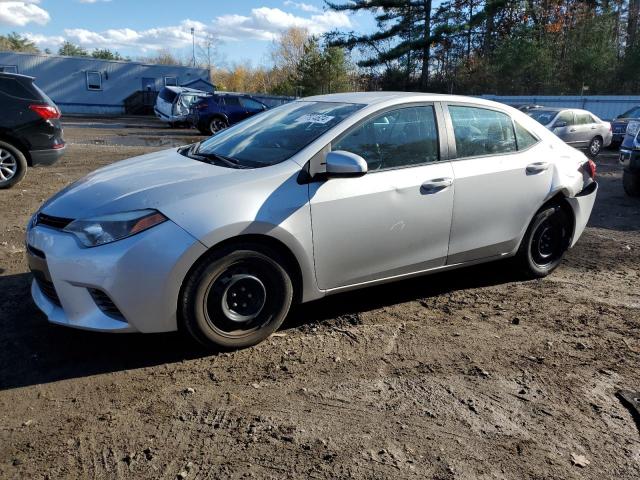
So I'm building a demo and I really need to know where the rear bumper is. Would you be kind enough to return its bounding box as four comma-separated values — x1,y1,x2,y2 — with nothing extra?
620,149,640,173
567,182,598,248
30,145,66,166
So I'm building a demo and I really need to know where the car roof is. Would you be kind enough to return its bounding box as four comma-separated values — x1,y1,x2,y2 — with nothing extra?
164,86,208,94
301,91,527,110
0,72,34,82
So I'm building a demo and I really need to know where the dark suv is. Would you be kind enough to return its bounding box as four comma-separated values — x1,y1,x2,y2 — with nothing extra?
611,105,640,147
0,73,65,188
190,93,267,135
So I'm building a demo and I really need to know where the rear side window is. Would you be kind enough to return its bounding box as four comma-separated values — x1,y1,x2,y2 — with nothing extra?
449,106,516,158
514,122,539,150
576,112,593,125
333,106,439,170
240,97,265,110
158,87,178,103
0,77,37,100
223,96,241,106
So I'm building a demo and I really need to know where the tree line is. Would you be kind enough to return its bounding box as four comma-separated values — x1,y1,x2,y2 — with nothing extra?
326,0,640,94
2,1,638,96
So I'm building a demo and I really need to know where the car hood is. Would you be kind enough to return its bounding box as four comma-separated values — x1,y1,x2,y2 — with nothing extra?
40,148,294,220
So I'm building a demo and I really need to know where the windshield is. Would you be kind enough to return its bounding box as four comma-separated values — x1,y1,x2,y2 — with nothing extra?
528,110,559,125
618,106,640,119
159,87,178,103
197,101,364,167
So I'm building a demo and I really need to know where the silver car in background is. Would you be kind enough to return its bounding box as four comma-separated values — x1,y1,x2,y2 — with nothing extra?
528,108,612,156
27,93,598,349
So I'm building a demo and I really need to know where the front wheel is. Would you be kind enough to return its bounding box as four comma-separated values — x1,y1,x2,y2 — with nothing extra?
181,245,294,349
623,171,640,197
588,136,602,157
516,205,572,278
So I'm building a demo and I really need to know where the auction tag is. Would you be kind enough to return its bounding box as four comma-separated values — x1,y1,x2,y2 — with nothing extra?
296,114,334,124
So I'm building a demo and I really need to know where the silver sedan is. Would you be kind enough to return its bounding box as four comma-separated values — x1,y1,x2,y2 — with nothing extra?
27,93,598,349
528,107,612,156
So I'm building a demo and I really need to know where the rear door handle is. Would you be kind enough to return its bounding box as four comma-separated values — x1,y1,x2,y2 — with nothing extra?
421,177,453,193
526,162,551,174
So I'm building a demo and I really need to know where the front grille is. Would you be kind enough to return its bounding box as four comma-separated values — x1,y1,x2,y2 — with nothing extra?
88,288,125,321
33,272,61,306
36,213,73,230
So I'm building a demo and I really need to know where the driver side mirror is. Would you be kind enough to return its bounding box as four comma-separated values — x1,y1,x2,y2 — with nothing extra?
553,121,568,129
325,151,368,178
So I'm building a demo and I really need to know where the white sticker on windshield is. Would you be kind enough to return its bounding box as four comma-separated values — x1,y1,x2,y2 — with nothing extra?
296,114,335,124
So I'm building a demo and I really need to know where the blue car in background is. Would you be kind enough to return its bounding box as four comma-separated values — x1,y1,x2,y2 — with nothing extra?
190,93,268,135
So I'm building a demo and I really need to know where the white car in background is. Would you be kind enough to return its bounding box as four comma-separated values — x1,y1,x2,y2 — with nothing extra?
154,86,211,127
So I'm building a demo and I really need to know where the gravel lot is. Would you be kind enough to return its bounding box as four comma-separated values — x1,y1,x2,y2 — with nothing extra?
1,117,639,479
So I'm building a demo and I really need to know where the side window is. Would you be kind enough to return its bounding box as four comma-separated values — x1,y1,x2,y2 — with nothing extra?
449,106,516,158
0,78,36,99
514,122,539,150
333,106,439,170
0,65,18,73
223,96,240,106
86,71,102,91
576,112,592,125
556,111,574,126
240,97,265,110
164,76,177,87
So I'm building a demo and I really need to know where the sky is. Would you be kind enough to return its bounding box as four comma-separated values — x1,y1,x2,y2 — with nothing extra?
0,0,375,65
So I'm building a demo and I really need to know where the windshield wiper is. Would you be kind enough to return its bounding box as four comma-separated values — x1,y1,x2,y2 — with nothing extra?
199,152,250,169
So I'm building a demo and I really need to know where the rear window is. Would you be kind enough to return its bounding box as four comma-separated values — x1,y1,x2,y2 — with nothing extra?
0,77,37,100
32,83,56,106
158,87,178,103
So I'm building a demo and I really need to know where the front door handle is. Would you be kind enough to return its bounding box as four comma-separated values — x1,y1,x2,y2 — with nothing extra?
526,162,551,174
421,177,453,194
569,128,577,132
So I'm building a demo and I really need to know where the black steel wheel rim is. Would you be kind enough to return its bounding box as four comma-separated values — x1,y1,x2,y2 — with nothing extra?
531,215,567,268
203,258,283,339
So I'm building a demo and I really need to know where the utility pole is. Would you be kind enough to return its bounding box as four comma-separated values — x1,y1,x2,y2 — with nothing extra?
191,27,196,67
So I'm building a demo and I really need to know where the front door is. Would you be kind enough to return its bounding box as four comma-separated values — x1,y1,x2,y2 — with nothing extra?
309,105,455,290
444,104,553,264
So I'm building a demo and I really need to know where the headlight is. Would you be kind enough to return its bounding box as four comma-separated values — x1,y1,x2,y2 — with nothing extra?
64,209,167,247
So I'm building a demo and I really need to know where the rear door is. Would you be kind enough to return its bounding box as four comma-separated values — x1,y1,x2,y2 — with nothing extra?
444,103,552,264
573,111,596,147
221,96,246,124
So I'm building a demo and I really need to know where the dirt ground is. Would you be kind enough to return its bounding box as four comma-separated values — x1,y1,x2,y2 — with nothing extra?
1,117,639,480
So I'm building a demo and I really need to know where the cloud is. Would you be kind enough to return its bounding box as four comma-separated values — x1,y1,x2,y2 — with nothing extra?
0,0,50,27
77,0,111,3
213,7,351,41
283,1,321,13
22,6,352,53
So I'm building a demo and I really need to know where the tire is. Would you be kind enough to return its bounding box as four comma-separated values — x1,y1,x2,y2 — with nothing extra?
0,141,28,189
623,171,640,197
516,204,572,278
209,117,228,135
181,244,294,349
587,136,602,157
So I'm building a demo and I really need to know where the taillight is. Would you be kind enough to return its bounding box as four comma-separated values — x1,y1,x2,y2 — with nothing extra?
29,104,61,120
583,159,597,179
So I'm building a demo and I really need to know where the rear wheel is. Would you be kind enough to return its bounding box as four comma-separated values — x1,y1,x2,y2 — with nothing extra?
209,117,228,135
588,136,602,157
623,171,640,197
516,205,572,278
181,244,293,349
0,141,27,189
